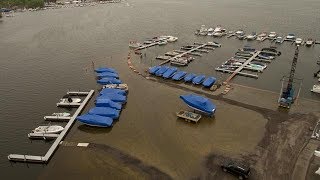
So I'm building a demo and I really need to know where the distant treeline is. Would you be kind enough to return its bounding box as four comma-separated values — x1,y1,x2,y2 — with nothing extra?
0,0,45,9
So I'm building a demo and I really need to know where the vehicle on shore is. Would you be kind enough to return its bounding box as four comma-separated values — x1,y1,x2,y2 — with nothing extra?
221,161,250,179
306,38,314,46
246,32,257,40
268,31,277,38
295,38,302,45
286,33,296,41
275,36,283,43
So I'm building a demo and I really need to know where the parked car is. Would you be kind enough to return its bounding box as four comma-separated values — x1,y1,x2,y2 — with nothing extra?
221,161,250,179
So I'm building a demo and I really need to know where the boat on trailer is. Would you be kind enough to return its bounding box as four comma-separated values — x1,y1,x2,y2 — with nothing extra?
176,110,202,123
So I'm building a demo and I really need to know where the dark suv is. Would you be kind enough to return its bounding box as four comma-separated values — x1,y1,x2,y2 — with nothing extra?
221,162,250,179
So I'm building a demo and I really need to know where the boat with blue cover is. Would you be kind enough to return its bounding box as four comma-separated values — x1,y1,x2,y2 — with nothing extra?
180,94,216,115
97,94,127,104
202,77,216,87
184,73,196,82
97,78,122,85
95,98,122,110
172,71,187,80
149,66,161,74
96,72,119,79
162,67,178,79
100,88,126,96
192,75,206,85
76,114,113,127
155,66,169,76
95,67,118,74
88,107,120,119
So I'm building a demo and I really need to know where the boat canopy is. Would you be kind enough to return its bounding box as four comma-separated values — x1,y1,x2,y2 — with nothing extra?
184,73,196,82
77,114,113,127
202,77,216,87
95,67,118,73
97,94,127,103
162,67,177,79
180,94,216,115
192,75,206,84
96,72,119,78
89,107,120,119
100,88,126,96
172,71,187,80
155,66,169,76
149,66,161,74
95,98,122,110
97,78,122,85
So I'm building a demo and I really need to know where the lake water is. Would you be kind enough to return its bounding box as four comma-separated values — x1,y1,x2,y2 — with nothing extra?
1,0,320,178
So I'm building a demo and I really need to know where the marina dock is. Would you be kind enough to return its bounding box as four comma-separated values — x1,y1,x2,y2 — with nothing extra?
158,43,214,66
8,90,94,163
44,116,71,121
222,51,261,83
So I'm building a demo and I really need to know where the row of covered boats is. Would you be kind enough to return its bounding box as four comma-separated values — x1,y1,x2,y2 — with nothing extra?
76,67,128,127
149,65,217,88
195,25,317,46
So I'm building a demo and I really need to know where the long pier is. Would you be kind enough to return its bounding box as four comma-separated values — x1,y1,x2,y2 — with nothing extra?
224,51,261,83
215,68,259,78
159,43,209,66
8,90,94,163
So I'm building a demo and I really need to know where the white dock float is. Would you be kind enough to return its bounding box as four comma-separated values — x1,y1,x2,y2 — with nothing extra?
8,90,95,163
28,133,59,140
56,102,81,107
44,116,71,121
67,91,90,96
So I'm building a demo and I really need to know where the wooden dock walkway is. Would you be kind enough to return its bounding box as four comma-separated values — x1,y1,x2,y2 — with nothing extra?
44,116,71,121
8,90,95,163
224,51,261,83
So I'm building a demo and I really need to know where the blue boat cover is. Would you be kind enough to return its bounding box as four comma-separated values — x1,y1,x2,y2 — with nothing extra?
97,78,122,85
155,66,169,76
172,71,187,81
100,88,126,96
97,94,127,104
162,67,178,79
97,72,119,78
95,67,118,73
180,94,216,115
192,75,206,85
149,66,161,74
184,73,196,82
77,114,113,127
202,77,216,87
95,98,122,110
88,107,120,119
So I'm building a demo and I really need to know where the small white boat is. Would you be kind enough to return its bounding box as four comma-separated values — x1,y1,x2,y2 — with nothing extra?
208,41,222,47
246,32,257,40
102,84,128,91
207,28,214,36
52,112,71,117
158,40,168,45
311,84,320,94
129,42,142,48
32,125,64,134
306,38,314,46
199,25,208,36
295,38,302,45
213,32,224,37
268,32,277,38
235,29,244,35
166,36,178,42
59,98,81,103
286,33,296,40
275,36,283,43
256,32,267,41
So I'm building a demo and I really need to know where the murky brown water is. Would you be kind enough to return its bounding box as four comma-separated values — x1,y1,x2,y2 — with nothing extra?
1,0,320,178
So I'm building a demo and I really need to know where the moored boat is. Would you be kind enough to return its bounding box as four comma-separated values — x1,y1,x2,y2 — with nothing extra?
162,67,178,79
172,71,187,81
88,107,120,119
52,112,71,117
268,32,277,38
202,77,216,87
76,114,113,127
155,66,170,76
97,78,122,85
180,94,216,115
184,73,196,82
100,88,126,96
95,98,122,110
192,75,206,85
32,125,64,134
311,85,320,94
102,84,128,91
295,38,302,45
149,66,161,74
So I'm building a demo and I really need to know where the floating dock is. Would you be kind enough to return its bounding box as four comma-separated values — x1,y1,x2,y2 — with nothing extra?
67,91,90,96
220,51,261,83
215,68,259,78
56,102,81,107
28,133,59,140
158,43,213,66
8,90,94,163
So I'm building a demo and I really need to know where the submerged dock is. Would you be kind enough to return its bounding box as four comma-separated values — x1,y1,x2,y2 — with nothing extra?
8,90,94,163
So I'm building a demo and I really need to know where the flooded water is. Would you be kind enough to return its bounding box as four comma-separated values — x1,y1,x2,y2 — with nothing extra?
1,0,320,178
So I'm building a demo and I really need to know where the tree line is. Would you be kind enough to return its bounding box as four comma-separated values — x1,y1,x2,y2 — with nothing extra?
0,0,45,9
